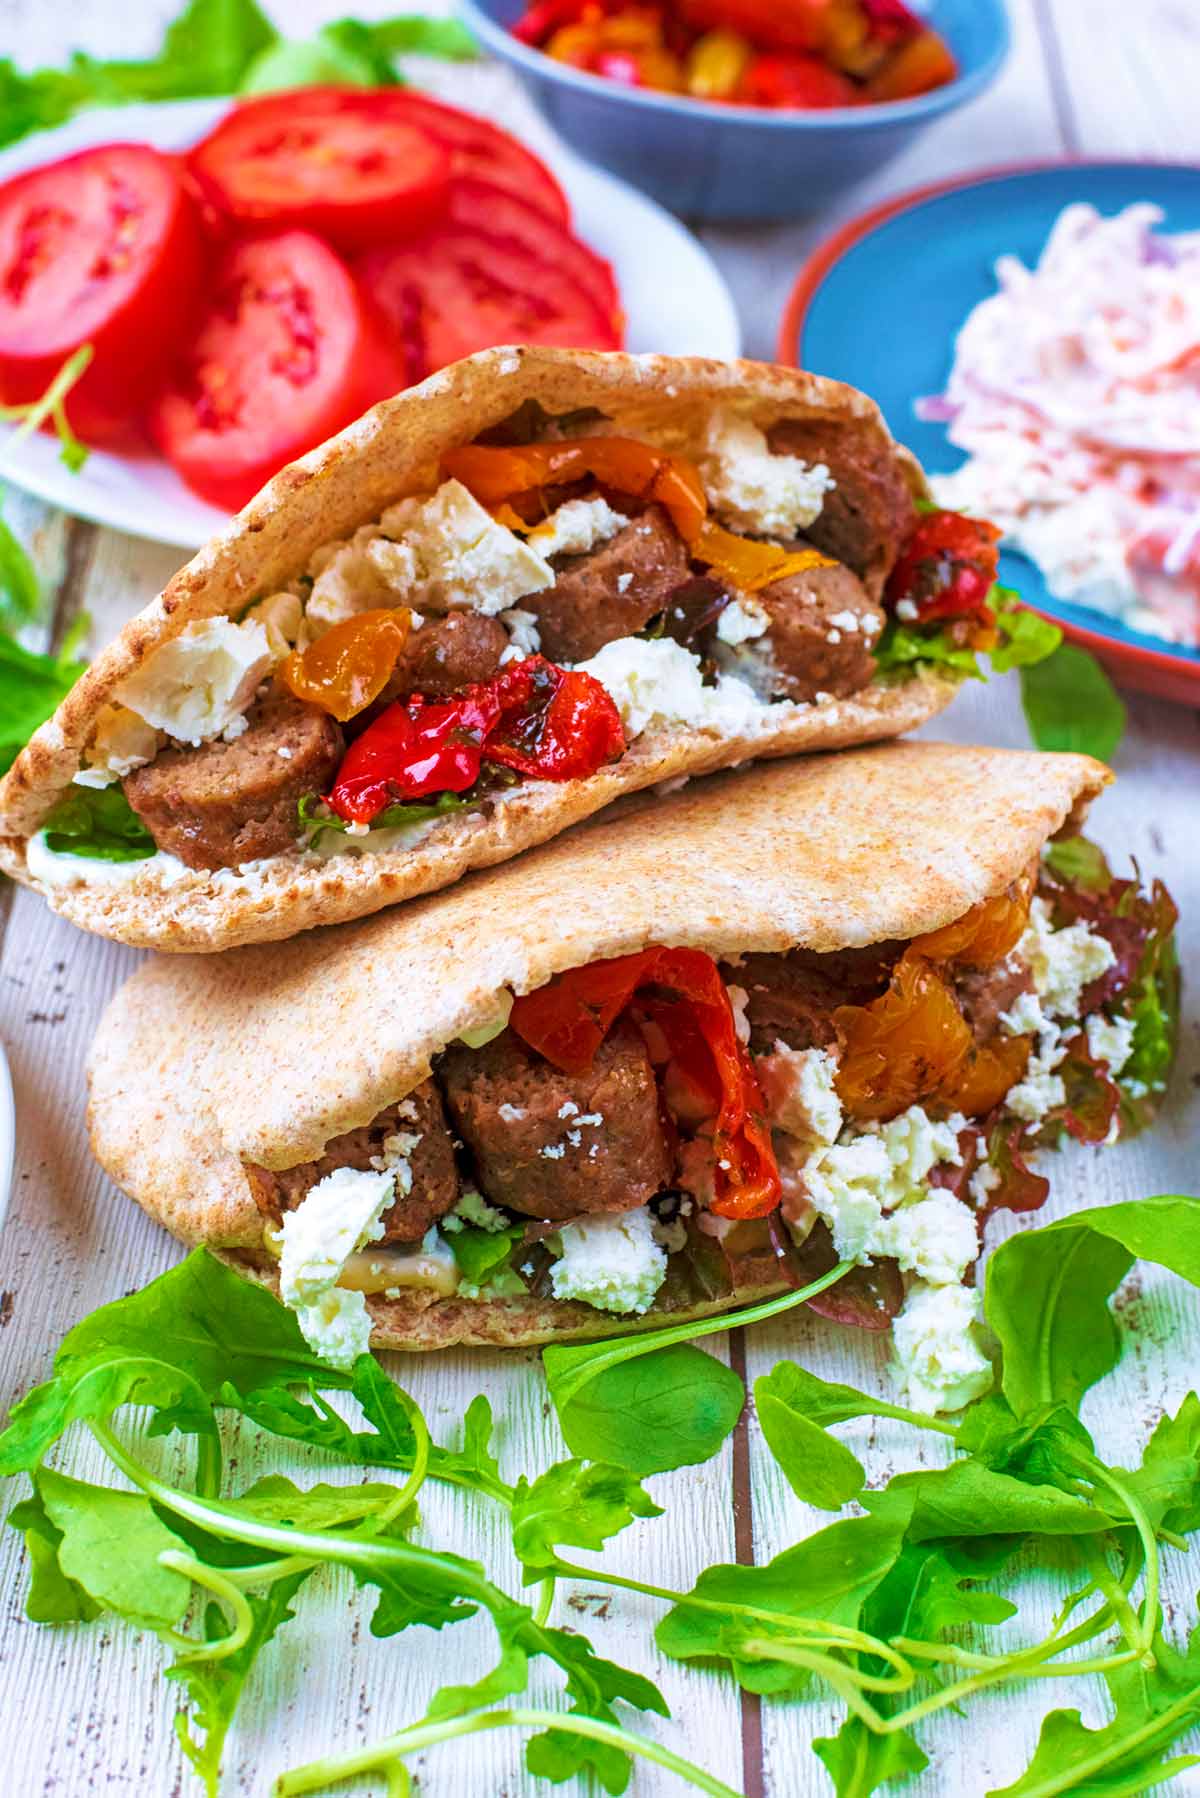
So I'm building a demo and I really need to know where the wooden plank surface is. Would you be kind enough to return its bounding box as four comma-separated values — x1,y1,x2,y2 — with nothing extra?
0,3,1198,1795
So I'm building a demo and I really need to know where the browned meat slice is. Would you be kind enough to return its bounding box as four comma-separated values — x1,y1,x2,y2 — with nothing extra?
727,944,902,1055
123,690,343,872
382,611,508,702
955,953,1034,1044
526,503,689,662
439,1019,673,1221
766,418,916,600
714,559,882,704
246,1079,461,1245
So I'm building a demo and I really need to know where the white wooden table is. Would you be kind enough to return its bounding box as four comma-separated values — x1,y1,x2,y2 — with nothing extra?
1,4,1198,1795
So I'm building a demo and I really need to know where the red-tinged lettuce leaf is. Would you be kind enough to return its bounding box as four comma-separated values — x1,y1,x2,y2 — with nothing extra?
928,1125,985,1202
792,1221,903,1332
1054,1034,1122,1146
978,1119,1051,1227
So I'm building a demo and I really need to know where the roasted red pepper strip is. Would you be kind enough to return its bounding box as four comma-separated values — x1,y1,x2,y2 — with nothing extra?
511,946,782,1219
327,655,624,824
885,509,1002,624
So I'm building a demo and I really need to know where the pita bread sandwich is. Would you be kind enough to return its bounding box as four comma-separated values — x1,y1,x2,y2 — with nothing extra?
87,743,1179,1412
1,346,1016,953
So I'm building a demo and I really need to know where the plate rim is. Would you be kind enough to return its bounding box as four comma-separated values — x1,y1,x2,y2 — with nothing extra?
0,95,740,551
775,156,1200,691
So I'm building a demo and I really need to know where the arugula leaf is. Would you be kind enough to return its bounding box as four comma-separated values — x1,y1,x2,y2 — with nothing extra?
449,1221,524,1287
813,1716,928,1798
1020,642,1127,762
754,1363,866,1509
874,587,1061,686
41,783,157,861
990,588,1064,672
0,1249,342,1476
0,628,88,774
991,1620,1200,1797
544,1264,851,1476
1117,1393,1200,1537
37,1468,194,1627
656,1497,916,1694
985,1197,1200,1418
7,1488,102,1623
869,1460,1115,1543
168,1570,309,1798
511,1460,662,1576
298,787,472,848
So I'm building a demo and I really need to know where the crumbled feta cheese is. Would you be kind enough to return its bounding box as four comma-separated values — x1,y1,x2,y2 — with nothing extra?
379,480,553,616
726,984,751,1046
76,704,159,785
896,599,919,622
891,1281,994,1415
558,1100,579,1119
550,1206,667,1315
276,1166,395,1310
829,610,861,632
115,618,272,746
369,1131,420,1195
1000,989,1048,1037
1086,1011,1136,1075
444,1189,511,1233
244,590,307,659
289,1287,374,1372
799,1105,967,1269
699,407,833,540
527,496,629,559
1004,1019,1068,1124
757,1045,843,1149
498,1102,528,1123
872,1191,980,1286
969,1162,1002,1208
499,607,541,663
306,528,418,631
577,636,775,739
715,597,770,646
26,833,191,889
1019,896,1117,1019
616,572,633,594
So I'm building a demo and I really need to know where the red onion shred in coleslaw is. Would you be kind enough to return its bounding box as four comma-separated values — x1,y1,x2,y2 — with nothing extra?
920,203,1200,646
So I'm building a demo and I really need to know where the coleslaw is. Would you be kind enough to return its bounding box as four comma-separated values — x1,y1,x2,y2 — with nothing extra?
922,202,1200,645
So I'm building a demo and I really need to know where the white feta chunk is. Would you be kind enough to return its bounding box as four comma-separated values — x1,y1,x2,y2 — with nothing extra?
550,1206,667,1315
1019,896,1117,1020
758,1045,843,1149
76,704,159,784
245,590,308,659
527,496,628,559
115,617,272,746
443,1190,511,1234
699,407,833,540
499,606,541,663
726,984,751,1046
715,596,770,646
577,636,773,739
276,1166,395,1310
289,1287,373,1373
1085,1011,1136,1075
891,1281,994,1415
380,479,553,616
873,1191,980,1286
306,529,419,631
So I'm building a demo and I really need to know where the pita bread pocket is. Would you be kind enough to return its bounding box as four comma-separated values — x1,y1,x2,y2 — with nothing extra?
0,346,987,953
87,740,1169,1395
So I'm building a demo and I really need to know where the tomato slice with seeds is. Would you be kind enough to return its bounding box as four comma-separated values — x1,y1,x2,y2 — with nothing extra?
0,143,204,444
150,230,404,512
356,226,621,383
370,90,571,225
447,177,619,324
187,89,450,251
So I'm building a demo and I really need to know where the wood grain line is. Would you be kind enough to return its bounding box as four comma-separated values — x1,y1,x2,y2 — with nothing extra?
729,1327,766,1798
50,516,99,652
1032,0,1082,151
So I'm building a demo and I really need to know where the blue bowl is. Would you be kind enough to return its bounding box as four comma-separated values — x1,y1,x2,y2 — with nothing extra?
456,0,1010,221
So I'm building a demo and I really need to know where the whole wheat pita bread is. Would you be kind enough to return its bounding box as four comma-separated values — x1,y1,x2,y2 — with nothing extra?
0,345,953,953
87,741,1110,1349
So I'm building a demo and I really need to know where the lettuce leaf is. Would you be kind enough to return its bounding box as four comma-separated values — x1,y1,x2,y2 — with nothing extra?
1019,640,1127,761
298,788,472,848
41,785,156,862
0,625,88,775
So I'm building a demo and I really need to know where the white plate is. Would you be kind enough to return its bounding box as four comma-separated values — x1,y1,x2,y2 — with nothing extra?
0,97,740,551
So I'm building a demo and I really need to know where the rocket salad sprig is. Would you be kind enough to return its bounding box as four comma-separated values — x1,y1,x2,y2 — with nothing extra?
4,1198,1200,1796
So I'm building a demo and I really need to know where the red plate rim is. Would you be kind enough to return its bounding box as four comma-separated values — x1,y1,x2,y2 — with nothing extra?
776,157,1200,700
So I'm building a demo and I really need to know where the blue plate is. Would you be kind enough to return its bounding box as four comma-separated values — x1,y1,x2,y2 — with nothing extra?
783,162,1200,696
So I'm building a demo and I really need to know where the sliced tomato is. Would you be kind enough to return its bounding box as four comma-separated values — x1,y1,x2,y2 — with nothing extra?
187,89,450,251
356,227,622,383
447,177,619,324
0,143,204,444
150,230,404,512
369,90,570,226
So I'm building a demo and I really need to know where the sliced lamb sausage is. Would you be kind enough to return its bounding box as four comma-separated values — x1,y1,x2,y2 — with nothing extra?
439,1019,673,1222
123,689,344,871
713,559,883,704
728,945,902,1056
381,611,508,703
955,953,1035,1044
245,1080,461,1245
766,418,916,600
525,503,689,662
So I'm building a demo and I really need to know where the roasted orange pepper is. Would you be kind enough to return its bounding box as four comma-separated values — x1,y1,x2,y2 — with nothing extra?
445,436,833,592
946,1035,1032,1118
280,608,411,723
911,875,1035,970
833,954,974,1122
865,27,957,101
